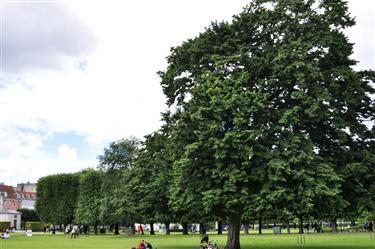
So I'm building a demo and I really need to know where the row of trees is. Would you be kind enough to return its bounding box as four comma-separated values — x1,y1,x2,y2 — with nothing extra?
36,0,374,249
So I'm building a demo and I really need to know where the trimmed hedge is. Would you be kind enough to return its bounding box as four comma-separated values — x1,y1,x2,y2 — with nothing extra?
26,222,44,231
0,221,11,231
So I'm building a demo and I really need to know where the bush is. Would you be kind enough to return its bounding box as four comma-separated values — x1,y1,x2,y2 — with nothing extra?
0,222,11,232
204,222,216,232
25,222,45,231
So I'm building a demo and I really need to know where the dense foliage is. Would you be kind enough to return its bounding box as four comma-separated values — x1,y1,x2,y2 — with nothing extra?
35,173,80,228
74,169,103,233
17,208,40,228
158,0,374,248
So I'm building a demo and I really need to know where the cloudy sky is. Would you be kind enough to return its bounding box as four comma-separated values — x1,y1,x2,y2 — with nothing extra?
0,0,374,186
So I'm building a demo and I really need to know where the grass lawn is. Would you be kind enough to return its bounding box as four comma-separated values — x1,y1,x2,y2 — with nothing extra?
1,231,374,249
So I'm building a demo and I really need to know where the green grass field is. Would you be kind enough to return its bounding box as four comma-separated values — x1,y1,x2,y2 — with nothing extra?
1,232,374,249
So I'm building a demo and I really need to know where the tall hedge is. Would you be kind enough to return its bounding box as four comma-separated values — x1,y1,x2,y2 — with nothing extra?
35,173,80,225
25,222,45,231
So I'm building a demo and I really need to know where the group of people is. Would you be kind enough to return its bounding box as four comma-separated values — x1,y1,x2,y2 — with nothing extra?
135,239,153,249
65,225,80,239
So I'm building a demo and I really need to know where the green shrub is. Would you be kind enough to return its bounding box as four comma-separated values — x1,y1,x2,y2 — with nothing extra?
205,221,216,232
25,221,44,231
0,221,11,232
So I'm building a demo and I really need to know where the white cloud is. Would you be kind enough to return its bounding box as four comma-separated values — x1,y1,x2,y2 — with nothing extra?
346,0,375,70
0,155,94,185
2,2,97,74
0,0,373,186
1,126,46,158
58,144,78,162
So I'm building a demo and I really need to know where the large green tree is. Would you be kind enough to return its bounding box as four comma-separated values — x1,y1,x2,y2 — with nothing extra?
131,129,175,235
98,137,140,234
75,169,103,234
160,0,374,248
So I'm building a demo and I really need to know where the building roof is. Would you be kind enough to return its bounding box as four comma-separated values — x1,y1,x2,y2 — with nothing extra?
0,209,21,215
0,184,36,200
0,184,17,199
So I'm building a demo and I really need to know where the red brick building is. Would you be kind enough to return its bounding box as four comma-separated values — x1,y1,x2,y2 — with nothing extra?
0,184,36,210
0,184,20,210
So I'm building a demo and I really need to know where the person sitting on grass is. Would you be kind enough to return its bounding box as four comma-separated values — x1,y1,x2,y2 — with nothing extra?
137,240,146,249
200,233,209,249
201,233,209,243
1,232,10,239
144,241,153,249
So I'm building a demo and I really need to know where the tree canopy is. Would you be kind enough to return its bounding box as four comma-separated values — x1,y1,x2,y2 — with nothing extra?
35,173,80,227
34,1,374,248
75,169,103,232
159,0,374,248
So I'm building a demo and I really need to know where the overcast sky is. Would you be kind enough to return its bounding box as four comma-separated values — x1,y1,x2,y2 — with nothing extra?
0,0,374,186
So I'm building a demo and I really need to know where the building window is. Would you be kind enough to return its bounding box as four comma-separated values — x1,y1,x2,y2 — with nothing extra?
14,215,17,218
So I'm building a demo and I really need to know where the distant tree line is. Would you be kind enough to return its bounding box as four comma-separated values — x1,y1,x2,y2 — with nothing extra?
35,0,374,249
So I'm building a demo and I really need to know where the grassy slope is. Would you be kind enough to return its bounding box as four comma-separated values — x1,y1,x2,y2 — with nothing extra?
1,232,374,249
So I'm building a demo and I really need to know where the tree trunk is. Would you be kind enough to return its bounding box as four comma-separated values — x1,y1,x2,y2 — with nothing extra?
258,217,262,234
299,216,304,234
199,223,205,234
130,223,136,235
165,223,170,235
94,223,98,235
114,223,119,235
331,219,337,233
83,224,88,234
340,219,343,233
286,220,291,234
243,222,249,235
217,220,223,235
226,213,242,249
150,223,155,235
52,224,56,235
182,223,189,235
